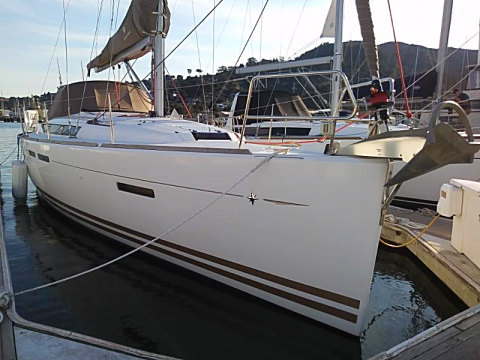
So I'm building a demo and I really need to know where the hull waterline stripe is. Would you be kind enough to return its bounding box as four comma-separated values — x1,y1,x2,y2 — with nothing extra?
36,188,360,312
39,190,358,324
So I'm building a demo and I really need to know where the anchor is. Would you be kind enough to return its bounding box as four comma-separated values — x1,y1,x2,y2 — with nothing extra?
337,101,480,186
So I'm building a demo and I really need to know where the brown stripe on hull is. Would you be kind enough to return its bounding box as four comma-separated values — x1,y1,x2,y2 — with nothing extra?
36,188,359,309
40,191,358,323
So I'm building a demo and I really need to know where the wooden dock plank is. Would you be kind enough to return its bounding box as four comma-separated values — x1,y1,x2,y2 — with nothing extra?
411,322,480,360
391,327,461,360
369,305,480,360
436,332,480,360
454,311,480,331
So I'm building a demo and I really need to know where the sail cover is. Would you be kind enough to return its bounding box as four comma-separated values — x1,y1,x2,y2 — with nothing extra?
48,81,152,119
87,0,170,73
355,0,379,79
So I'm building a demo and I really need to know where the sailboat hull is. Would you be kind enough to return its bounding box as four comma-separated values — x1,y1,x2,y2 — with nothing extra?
23,136,388,336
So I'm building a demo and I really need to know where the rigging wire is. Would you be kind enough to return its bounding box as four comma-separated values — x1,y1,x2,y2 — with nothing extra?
40,0,71,95
190,0,208,115
284,0,309,59
413,65,479,116
165,67,193,118
387,0,412,118
395,31,479,101
409,44,420,105
77,0,106,130
213,0,270,106
90,0,224,119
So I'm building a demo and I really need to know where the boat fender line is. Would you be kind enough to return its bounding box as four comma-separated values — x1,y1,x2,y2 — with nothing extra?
11,149,288,298
0,144,18,167
380,213,441,248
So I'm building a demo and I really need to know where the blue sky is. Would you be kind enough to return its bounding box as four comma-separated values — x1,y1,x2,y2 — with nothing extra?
1,0,479,97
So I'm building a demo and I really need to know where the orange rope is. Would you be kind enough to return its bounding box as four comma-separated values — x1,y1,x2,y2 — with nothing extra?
387,0,412,119
166,68,193,118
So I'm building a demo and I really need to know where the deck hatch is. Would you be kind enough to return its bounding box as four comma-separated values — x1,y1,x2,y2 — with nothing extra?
37,154,50,163
117,182,155,198
191,132,231,141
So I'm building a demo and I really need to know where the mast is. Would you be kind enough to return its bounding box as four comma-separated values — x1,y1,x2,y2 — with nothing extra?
154,0,165,117
331,0,344,116
435,0,453,103
477,18,480,66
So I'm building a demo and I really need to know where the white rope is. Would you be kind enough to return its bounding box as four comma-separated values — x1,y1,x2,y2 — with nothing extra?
0,146,17,166
13,149,287,297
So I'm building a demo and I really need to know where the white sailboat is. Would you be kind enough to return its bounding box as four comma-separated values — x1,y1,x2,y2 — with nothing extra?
21,0,479,336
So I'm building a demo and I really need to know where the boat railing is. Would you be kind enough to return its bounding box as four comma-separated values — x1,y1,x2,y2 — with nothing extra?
239,70,364,149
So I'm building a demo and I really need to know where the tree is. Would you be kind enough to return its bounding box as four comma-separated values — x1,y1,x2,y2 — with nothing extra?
246,57,258,66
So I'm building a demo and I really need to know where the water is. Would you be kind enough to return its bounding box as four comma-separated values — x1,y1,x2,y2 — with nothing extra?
0,123,465,359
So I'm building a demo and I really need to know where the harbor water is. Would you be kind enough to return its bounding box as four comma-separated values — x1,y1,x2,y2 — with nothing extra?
0,123,465,359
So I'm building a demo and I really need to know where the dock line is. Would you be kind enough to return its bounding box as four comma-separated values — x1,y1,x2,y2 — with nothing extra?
380,214,441,248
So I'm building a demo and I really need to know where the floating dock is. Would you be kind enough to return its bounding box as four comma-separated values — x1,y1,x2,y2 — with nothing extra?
382,207,480,306
371,206,480,359
370,304,480,359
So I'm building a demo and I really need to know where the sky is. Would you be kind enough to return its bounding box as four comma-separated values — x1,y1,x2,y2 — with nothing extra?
0,0,479,97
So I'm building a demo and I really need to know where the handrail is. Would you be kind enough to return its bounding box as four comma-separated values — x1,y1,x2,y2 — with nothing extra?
239,70,359,148
427,100,474,143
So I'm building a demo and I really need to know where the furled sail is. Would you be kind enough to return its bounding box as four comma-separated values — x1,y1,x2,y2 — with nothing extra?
355,0,379,79
87,0,170,74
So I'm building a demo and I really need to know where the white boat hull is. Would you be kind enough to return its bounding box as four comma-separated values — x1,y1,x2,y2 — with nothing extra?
23,136,388,336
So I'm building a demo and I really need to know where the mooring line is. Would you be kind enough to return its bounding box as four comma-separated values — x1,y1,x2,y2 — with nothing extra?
13,149,287,297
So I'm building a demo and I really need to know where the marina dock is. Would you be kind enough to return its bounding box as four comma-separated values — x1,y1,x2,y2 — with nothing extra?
382,207,480,306
371,206,480,359
370,304,480,359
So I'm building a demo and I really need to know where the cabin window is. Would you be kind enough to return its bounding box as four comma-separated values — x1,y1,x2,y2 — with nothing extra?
28,150,36,158
37,154,50,163
42,124,81,136
117,182,155,198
